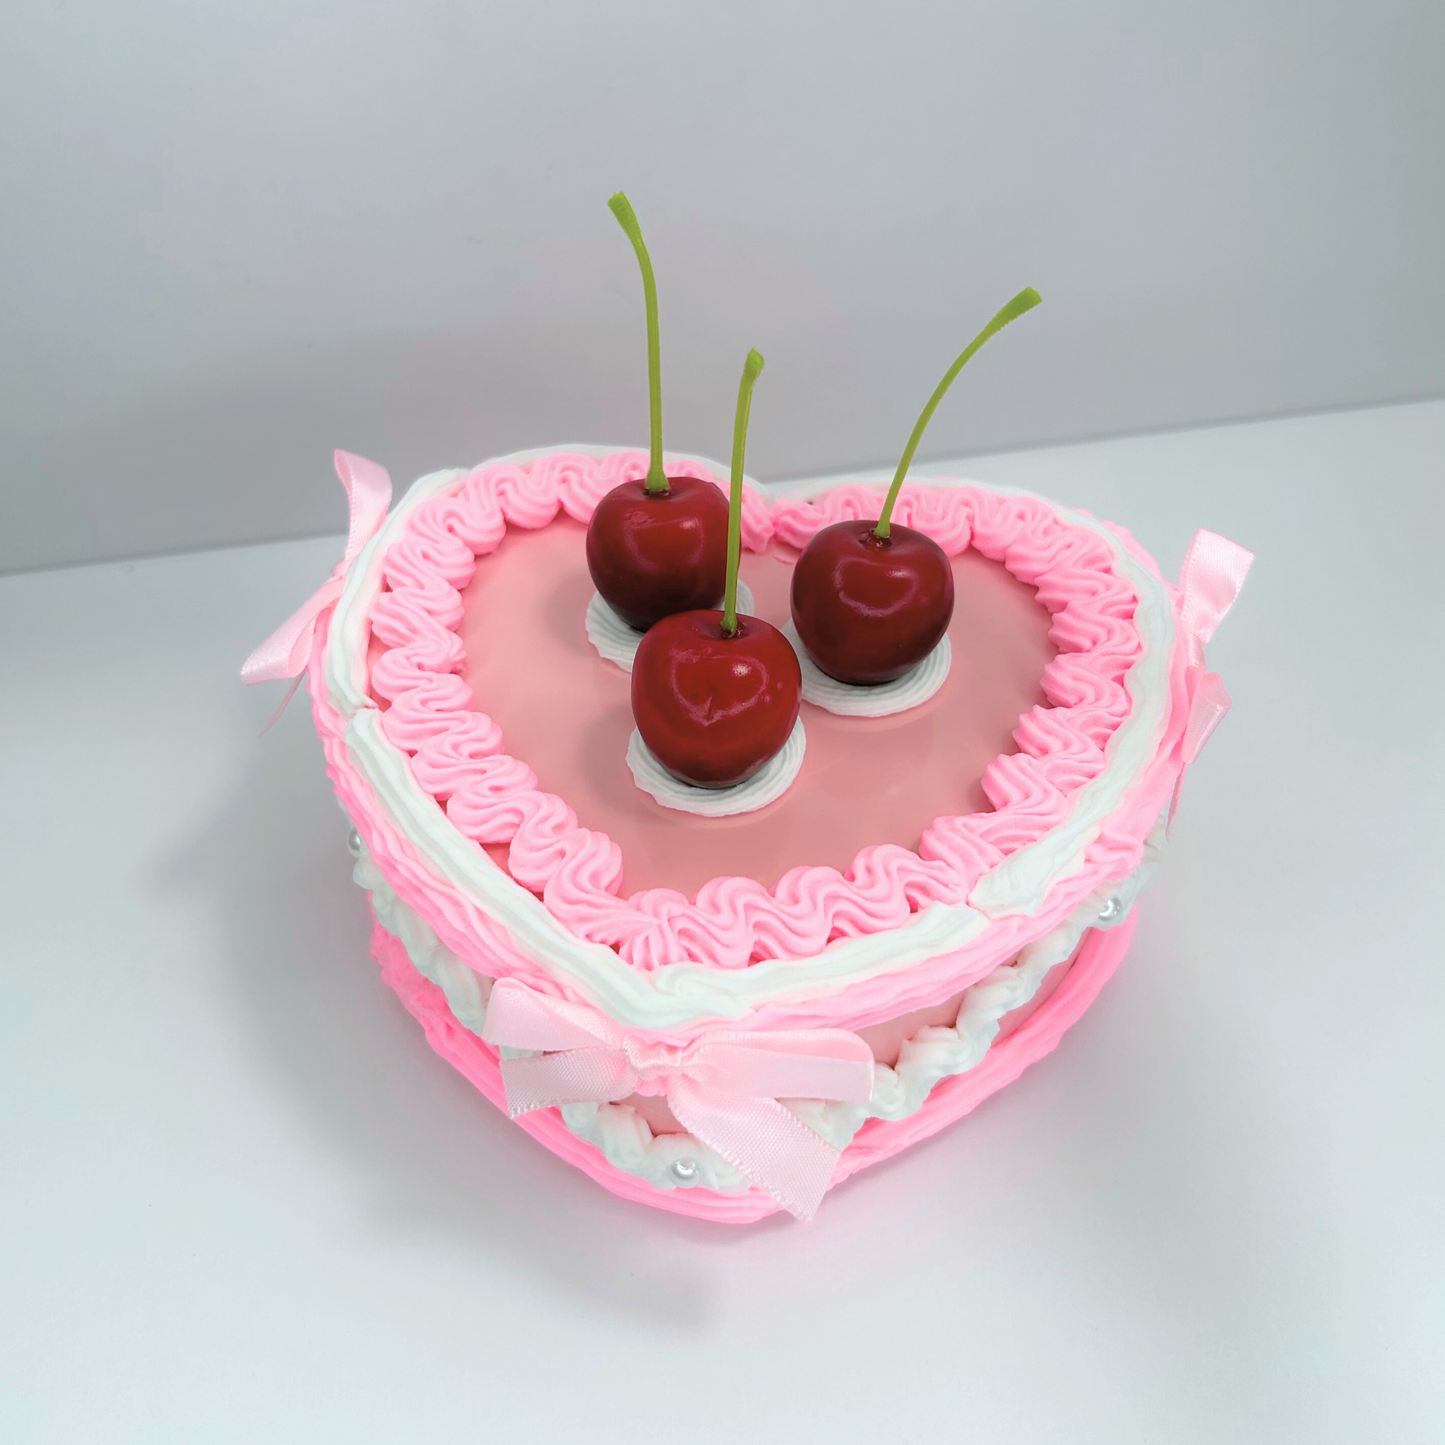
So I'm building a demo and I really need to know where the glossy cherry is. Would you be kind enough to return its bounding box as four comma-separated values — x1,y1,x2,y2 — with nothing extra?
586,476,729,630
631,348,797,788
788,286,1041,687
586,191,730,628
632,609,801,787
790,521,954,684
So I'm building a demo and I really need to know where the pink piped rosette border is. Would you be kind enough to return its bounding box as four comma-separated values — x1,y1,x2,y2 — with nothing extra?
339,451,1186,976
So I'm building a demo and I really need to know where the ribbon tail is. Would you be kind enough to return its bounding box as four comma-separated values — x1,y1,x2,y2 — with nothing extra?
669,1080,842,1222
1170,669,1233,825
259,671,307,734
1183,670,1232,767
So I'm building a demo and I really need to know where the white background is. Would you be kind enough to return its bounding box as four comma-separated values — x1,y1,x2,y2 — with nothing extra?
4,0,1444,572
4,402,1442,1442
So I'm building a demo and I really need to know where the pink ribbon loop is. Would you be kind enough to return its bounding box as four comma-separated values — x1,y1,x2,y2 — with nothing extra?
1171,529,1252,819
240,450,393,688
481,978,876,1221
1178,528,1253,671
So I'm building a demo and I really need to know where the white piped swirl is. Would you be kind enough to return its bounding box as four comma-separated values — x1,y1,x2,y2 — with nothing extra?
352,806,1163,1195
783,620,952,717
626,717,806,817
586,581,755,672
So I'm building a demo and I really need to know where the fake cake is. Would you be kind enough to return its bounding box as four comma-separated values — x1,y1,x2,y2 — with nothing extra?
242,195,1250,1222
244,442,1249,1222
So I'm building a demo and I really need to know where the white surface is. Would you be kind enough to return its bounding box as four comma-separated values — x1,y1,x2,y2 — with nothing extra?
3,400,1443,1442
5,0,1445,571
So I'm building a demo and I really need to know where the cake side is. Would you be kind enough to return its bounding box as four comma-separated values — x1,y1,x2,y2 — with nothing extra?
364,893,1142,1222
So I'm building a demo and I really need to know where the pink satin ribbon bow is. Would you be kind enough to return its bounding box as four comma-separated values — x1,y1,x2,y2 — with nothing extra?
1172,528,1253,816
481,978,876,1221
240,450,393,713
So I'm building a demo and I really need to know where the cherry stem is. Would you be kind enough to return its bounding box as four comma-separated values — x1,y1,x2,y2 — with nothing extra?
608,192,668,494
722,348,765,636
873,286,1042,539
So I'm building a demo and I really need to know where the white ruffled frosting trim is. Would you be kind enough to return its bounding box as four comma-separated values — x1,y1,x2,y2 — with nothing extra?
351,808,1163,1194
782,620,952,717
626,717,806,816
587,580,755,672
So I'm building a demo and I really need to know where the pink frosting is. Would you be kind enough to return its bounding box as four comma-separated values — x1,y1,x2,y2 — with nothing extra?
368,906,1138,1222
348,451,1173,975
451,515,1057,897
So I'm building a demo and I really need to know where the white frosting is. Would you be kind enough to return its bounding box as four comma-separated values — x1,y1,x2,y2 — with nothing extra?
626,717,806,816
587,580,755,672
782,620,952,717
963,505,1175,920
364,845,493,1034
352,809,1164,1193
322,448,1178,1032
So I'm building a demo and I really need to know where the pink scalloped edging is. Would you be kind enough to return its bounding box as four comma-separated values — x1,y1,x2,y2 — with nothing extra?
370,907,1137,1223
349,451,1172,972
313,610,1183,1036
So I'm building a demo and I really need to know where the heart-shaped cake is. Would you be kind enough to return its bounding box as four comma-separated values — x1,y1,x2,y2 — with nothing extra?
260,443,1249,1222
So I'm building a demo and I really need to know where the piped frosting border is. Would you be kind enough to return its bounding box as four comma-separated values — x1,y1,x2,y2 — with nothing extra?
313,446,1190,1034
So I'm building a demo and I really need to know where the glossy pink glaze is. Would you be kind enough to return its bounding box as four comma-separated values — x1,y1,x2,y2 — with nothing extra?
450,516,1054,897
631,610,802,788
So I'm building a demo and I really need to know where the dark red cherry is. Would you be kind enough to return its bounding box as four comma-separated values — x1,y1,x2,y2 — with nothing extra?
790,520,954,685
631,610,802,788
586,476,730,631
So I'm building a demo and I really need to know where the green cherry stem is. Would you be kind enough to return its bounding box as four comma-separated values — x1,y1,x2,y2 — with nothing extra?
608,191,668,495
873,286,1042,540
722,348,765,636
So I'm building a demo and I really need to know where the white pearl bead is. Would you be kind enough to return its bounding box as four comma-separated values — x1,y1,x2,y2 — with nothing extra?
670,1157,700,1183
346,828,363,858
1097,894,1122,923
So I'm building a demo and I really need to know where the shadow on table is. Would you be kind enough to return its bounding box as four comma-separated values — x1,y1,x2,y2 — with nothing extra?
153,699,803,1332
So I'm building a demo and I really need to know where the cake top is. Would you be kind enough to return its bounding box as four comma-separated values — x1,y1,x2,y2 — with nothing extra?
312,446,1201,1033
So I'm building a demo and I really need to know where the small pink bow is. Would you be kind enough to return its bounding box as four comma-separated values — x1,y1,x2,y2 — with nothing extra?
240,450,393,718
481,978,876,1221
1172,528,1253,817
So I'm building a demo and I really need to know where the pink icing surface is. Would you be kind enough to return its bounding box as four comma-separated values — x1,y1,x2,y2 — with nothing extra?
369,906,1138,1222
454,516,1056,897
353,451,1177,975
